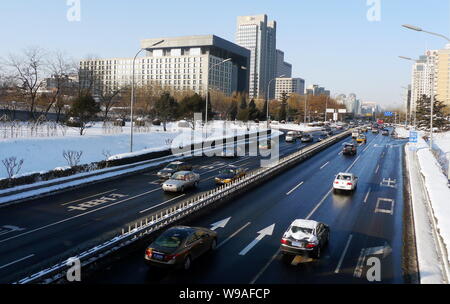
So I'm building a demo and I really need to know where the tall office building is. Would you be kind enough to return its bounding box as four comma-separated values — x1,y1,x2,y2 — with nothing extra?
436,44,450,112
236,14,277,99
306,84,330,97
79,35,250,97
274,77,305,100
410,50,438,116
276,50,292,78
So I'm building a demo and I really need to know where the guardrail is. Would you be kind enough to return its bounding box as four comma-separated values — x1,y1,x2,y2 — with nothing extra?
16,129,352,284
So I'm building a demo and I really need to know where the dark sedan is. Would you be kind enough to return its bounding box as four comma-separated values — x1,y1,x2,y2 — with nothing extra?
145,226,217,270
301,134,314,142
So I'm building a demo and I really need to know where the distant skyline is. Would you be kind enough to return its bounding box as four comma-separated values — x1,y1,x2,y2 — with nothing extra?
0,0,449,108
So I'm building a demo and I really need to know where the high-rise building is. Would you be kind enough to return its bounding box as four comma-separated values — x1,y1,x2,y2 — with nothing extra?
410,50,438,116
79,35,250,97
436,44,450,112
274,77,305,100
276,49,292,78
236,14,277,99
306,84,330,97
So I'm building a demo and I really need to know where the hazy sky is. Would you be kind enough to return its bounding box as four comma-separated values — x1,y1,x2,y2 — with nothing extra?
1,0,449,108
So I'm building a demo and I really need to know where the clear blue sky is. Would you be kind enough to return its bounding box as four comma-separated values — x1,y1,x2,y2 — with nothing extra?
1,0,449,108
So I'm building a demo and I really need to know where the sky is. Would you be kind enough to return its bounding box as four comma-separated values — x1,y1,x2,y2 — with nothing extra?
0,0,449,108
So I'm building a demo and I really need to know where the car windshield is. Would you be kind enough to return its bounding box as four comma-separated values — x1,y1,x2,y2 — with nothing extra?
154,229,190,248
337,175,352,181
165,163,179,170
171,173,187,180
219,169,235,175
291,226,313,235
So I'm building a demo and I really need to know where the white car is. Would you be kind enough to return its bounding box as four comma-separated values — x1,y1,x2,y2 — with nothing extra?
333,172,358,192
162,171,200,192
280,219,330,259
285,131,297,143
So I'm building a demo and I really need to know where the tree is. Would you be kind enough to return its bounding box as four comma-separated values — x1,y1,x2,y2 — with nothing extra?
237,95,248,122
4,47,47,120
248,98,260,121
154,92,179,131
415,94,449,131
99,89,121,122
67,94,101,135
179,93,205,121
228,100,238,121
278,92,288,121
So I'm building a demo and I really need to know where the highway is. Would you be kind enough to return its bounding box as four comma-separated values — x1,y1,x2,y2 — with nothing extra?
0,128,331,283
84,129,407,284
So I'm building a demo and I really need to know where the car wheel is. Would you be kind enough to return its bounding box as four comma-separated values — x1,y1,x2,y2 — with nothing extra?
314,246,321,259
183,256,192,271
210,238,217,251
180,186,185,192
194,181,199,187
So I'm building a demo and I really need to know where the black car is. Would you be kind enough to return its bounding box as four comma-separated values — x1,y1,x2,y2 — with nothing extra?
145,226,217,270
342,143,357,156
157,161,193,180
301,134,314,142
382,129,390,136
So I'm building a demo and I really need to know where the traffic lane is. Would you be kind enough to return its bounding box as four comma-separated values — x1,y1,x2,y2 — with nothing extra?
0,137,313,281
252,132,389,283
83,132,354,283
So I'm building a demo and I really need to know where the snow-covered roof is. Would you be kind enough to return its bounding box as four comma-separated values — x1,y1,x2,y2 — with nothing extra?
291,219,318,229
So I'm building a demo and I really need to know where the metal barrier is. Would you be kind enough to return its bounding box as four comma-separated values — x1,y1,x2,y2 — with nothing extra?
16,129,352,284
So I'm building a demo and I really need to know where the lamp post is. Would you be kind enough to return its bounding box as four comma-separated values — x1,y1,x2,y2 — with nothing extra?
204,58,232,137
130,39,164,152
402,24,450,150
399,56,418,129
266,74,285,129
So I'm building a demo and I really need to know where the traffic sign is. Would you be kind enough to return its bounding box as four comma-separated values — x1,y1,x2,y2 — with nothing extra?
409,131,418,143
384,112,393,117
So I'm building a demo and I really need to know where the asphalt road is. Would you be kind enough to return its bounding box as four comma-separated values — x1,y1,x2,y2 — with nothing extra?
0,128,332,283
85,129,407,284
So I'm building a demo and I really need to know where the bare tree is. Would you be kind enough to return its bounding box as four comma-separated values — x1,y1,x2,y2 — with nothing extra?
99,88,122,121
2,157,24,178
63,150,83,167
4,47,48,120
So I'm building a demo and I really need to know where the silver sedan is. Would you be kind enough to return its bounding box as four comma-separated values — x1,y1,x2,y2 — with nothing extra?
162,171,200,193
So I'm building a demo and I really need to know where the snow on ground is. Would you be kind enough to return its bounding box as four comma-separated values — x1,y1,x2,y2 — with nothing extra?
0,120,279,179
270,122,322,132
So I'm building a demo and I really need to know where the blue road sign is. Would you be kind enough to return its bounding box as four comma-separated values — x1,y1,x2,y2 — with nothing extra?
384,112,394,117
409,131,418,143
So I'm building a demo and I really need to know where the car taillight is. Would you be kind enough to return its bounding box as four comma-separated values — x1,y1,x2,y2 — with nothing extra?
145,248,152,257
281,239,290,245
164,254,177,261
335,181,339,184
306,243,317,248
347,183,353,186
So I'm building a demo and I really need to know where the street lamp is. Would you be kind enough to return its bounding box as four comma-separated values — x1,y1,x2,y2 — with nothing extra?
402,25,450,150
205,58,232,136
399,56,418,129
266,74,285,129
130,39,164,152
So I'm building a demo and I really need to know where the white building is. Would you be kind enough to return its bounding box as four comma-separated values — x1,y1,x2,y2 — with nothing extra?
275,77,305,100
79,35,250,97
410,50,438,116
236,14,277,99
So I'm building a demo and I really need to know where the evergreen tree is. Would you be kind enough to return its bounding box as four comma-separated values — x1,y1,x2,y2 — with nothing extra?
237,95,248,121
68,94,101,135
278,92,288,121
415,94,449,131
228,100,238,121
154,92,179,131
248,98,260,121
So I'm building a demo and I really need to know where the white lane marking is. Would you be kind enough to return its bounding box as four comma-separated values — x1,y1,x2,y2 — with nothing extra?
217,222,251,249
374,198,395,215
139,194,186,214
210,217,231,231
305,188,333,220
338,151,343,156
286,181,304,196
375,164,380,174
320,161,330,170
0,254,35,270
239,224,275,256
334,234,353,274
345,155,360,172
250,249,280,284
363,188,371,203
0,188,161,244
363,145,370,152
61,189,118,206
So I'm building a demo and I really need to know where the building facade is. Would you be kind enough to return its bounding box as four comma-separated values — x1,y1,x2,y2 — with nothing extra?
436,45,450,112
79,35,250,97
236,14,277,99
306,84,330,97
274,77,305,100
410,50,438,116
276,49,292,78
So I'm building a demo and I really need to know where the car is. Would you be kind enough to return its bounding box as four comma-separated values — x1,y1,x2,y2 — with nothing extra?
382,129,390,136
162,171,200,192
300,134,314,142
280,219,330,259
333,172,358,193
356,134,367,144
318,134,330,142
144,226,217,270
157,161,192,180
372,128,379,134
361,127,368,133
215,166,247,184
342,143,357,156
352,131,359,139
220,145,243,158
285,131,297,143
